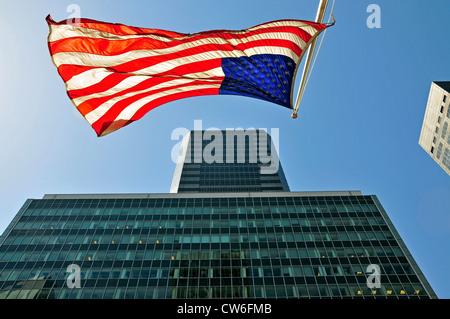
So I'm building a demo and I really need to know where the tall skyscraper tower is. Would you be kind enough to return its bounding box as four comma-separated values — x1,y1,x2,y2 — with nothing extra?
0,130,437,299
171,129,289,193
419,81,450,175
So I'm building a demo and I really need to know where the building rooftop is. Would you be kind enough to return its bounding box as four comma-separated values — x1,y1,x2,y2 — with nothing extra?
433,81,450,93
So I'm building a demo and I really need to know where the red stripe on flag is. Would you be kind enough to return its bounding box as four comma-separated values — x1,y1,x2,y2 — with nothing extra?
56,65,97,82
46,15,184,38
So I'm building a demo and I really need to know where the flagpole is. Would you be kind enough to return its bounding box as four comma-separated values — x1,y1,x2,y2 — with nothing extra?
292,0,329,118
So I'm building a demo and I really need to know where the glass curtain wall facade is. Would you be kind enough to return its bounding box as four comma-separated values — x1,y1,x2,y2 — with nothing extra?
0,129,437,299
0,192,437,299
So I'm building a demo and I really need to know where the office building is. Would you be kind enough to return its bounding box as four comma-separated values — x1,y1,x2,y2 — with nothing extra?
0,130,437,299
419,81,450,175
171,129,289,193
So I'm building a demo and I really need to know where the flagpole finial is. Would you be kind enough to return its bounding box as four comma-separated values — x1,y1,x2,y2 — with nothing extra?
291,113,298,119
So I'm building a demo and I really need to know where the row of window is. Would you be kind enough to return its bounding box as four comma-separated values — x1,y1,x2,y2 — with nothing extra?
2,230,396,248
0,262,416,283
183,165,259,170
199,168,262,173
187,144,269,151
0,244,404,263
19,209,383,219
21,204,380,217
198,179,263,186
180,180,263,186
180,178,264,184
0,283,428,299
27,196,377,209
12,216,386,231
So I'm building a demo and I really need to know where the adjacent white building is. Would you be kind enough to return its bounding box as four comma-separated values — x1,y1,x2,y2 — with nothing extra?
419,81,450,175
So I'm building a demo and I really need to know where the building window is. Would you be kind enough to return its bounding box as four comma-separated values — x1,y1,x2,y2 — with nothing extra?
433,136,437,144
442,148,450,170
435,126,439,134
438,116,442,124
436,143,443,159
430,146,434,154
444,95,447,103
441,122,448,139
447,106,450,119
441,106,445,113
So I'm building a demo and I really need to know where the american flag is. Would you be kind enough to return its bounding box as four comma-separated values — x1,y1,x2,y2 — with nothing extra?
46,15,329,136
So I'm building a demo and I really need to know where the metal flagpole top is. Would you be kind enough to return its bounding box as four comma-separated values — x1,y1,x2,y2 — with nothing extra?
292,0,330,118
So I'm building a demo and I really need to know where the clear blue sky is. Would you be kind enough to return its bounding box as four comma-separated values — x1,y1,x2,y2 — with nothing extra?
0,0,448,298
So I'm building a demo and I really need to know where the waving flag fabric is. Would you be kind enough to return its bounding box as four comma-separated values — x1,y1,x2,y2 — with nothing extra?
46,15,329,136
